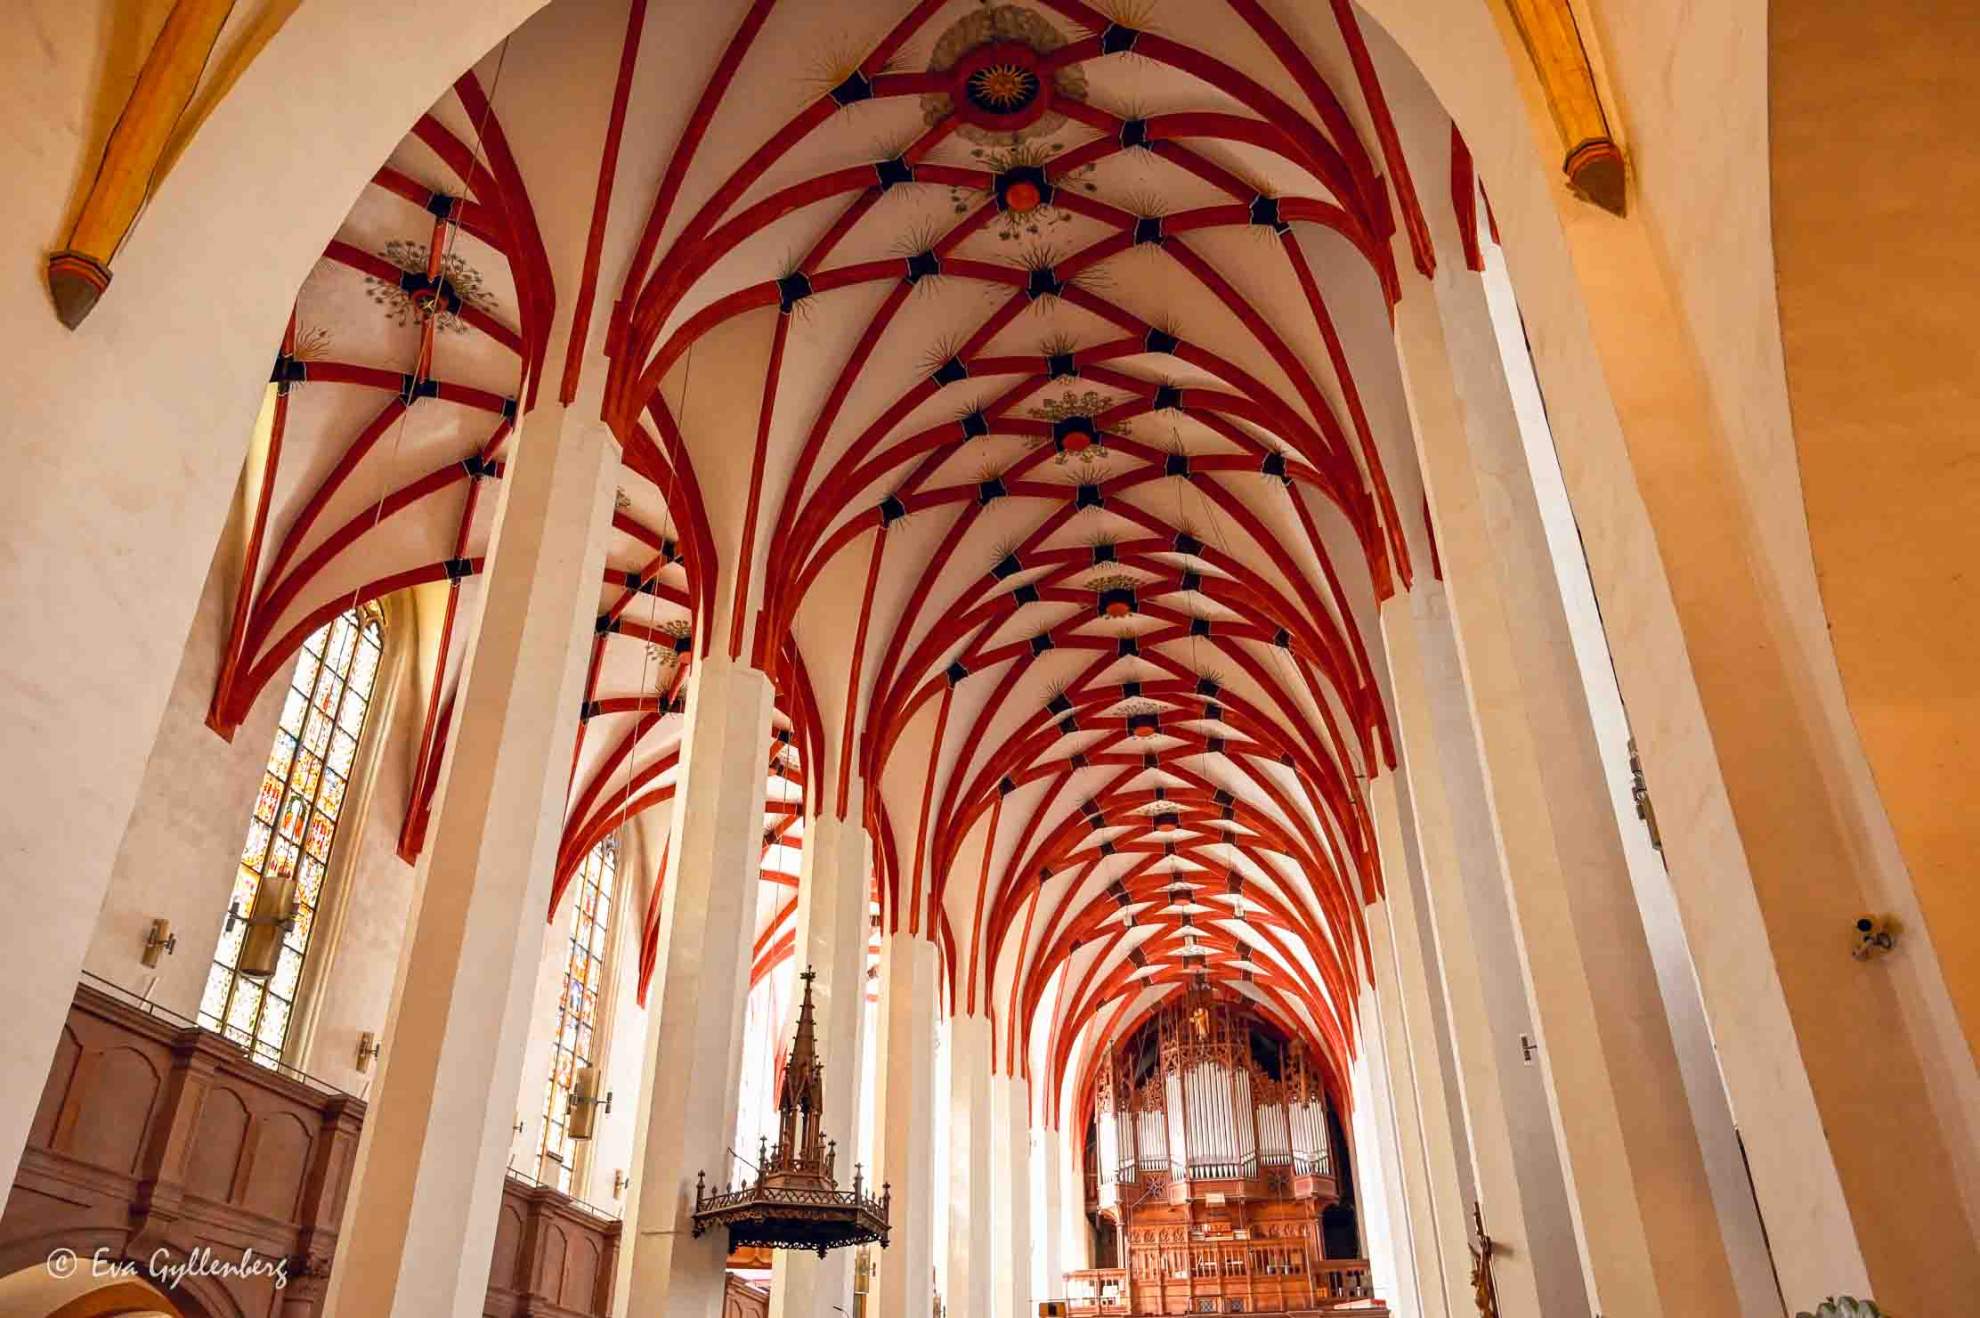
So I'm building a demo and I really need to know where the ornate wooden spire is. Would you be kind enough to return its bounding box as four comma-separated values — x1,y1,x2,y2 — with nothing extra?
771,967,831,1187
693,966,890,1255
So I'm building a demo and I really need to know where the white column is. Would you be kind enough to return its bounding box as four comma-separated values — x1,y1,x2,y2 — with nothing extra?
1367,772,1474,1317
949,1014,995,1318
770,806,872,1318
1058,1119,1092,1272
1394,267,1743,1315
992,1072,1033,1318
1381,585,1591,1317
323,402,619,1316
1034,1123,1064,1305
612,656,774,1317
1364,907,1445,1315
1349,1008,1419,1318
875,933,940,1318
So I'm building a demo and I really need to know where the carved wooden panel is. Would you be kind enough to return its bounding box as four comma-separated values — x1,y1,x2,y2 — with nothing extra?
490,1200,526,1289
62,1046,160,1174
185,1085,250,1201
242,1109,313,1219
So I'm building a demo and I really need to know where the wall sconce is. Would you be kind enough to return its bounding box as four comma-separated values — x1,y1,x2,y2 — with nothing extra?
1852,915,1899,961
141,918,177,967
227,871,300,979
612,1169,629,1197
355,1031,382,1073
567,1065,613,1141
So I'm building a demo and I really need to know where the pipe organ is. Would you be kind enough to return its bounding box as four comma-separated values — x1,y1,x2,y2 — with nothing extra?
1093,997,1332,1191
1075,994,1371,1315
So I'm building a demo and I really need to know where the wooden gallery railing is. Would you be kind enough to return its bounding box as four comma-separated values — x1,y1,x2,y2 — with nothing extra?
1067,1248,1379,1317
0,978,621,1317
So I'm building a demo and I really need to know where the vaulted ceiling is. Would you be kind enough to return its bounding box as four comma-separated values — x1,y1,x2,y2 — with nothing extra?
209,0,1490,1123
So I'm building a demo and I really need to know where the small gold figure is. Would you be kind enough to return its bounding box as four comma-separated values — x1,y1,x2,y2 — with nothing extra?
1469,1202,1499,1317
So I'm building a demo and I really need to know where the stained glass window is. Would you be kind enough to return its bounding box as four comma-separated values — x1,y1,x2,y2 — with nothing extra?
199,605,384,1067
539,836,617,1193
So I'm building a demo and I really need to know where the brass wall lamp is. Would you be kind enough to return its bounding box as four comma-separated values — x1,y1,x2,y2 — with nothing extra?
141,918,178,967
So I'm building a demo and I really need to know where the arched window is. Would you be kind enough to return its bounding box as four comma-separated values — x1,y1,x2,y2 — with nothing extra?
539,836,618,1192
199,604,384,1066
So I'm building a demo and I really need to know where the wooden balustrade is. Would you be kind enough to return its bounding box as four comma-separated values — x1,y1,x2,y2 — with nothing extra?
486,1171,622,1317
1067,1250,1381,1316
1065,1266,1131,1315
0,979,621,1317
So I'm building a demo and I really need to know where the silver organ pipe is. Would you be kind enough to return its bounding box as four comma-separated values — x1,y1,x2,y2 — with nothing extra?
1164,1069,1188,1176
1256,1090,1292,1167
1233,1063,1257,1175
1290,1098,1329,1175
1098,992,1332,1187
1095,1060,1125,1187
1096,1103,1122,1185
1135,1100,1167,1177
1114,1101,1138,1182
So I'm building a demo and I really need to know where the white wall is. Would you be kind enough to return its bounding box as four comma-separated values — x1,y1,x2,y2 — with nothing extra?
83,494,284,1018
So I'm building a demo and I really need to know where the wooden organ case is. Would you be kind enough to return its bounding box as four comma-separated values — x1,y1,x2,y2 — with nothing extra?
1076,993,1372,1314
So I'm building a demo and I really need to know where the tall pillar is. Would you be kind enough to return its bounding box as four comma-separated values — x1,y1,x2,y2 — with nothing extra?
1036,1122,1065,1303
612,656,774,1316
1393,268,1743,1316
992,1072,1032,1318
1349,1004,1420,1318
770,807,872,1318
1363,905,1449,1315
949,1015,995,1318
1367,774,1474,1315
1058,1117,1092,1272
324,401,619,1316
1380,585,1590,1317
874,933,940,1318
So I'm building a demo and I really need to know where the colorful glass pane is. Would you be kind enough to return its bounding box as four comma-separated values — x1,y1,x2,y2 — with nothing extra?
327,730,357,777
298,858,326,905
267,730,297,779
241,821,272,869
317,770,347,818
303,812,334,861
278,795,309,841
279,689,307,736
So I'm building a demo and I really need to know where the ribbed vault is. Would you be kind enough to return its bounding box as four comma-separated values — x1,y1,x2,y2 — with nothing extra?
211,0,1491,1135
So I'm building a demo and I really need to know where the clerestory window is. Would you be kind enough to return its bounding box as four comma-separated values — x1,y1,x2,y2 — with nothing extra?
198,604,383,1066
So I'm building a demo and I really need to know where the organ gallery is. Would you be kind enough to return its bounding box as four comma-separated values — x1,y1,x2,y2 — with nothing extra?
1074,989,1370,1314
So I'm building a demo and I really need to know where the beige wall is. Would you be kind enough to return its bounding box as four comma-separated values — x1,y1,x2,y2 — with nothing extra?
1770,0,1980,1058
82,494,283,1017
